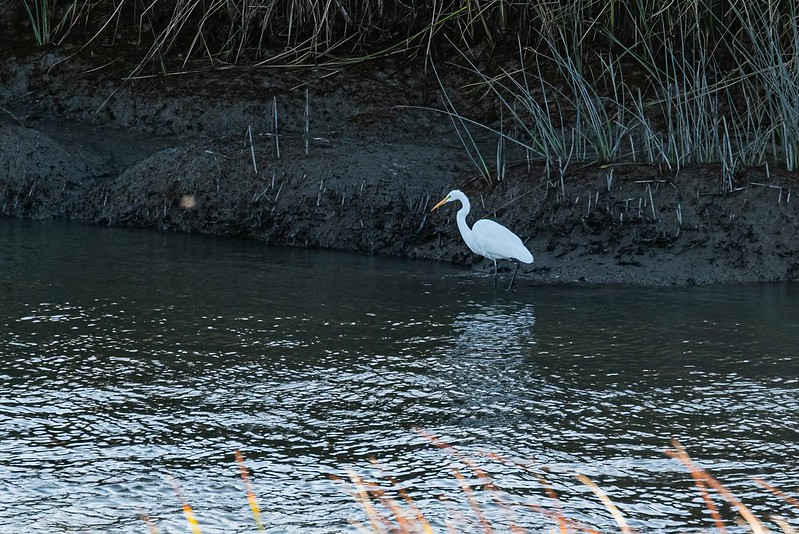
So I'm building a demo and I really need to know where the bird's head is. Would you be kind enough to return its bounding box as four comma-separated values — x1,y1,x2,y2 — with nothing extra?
431,189,464,212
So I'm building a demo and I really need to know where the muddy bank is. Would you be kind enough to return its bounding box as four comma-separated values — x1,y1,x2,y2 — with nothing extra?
1,53,798,285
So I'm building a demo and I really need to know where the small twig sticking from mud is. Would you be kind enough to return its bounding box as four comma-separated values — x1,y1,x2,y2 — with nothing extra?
247,125,258,175
28,181,36,198
417,213,428,232
272,96,280,159
304,88,310,156
253,186,269,202
606,168,614,191
271,182,284,214
317,179,324,206
675,203,682,235
751,182,784,204
647,184,656,220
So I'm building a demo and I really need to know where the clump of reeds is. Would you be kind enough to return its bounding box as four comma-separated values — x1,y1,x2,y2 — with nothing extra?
437,1,799,184
335,436,799,533
151,437,799,533
17,0,799,180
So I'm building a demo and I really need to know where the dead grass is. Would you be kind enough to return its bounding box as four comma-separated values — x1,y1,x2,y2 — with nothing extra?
151,436,799,533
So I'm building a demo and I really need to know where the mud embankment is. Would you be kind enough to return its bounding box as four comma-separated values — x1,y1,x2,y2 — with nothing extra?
2,53,798,285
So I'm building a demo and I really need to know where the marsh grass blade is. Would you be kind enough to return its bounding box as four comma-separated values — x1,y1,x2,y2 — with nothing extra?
667,439,767,534
167,475,202,534
235,449,265,531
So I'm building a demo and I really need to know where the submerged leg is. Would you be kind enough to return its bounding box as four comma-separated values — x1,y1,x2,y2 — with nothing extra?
507,260,521,291
492,259,498,288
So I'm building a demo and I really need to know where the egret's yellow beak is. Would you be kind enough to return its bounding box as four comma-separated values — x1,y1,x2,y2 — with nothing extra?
431,195,450,212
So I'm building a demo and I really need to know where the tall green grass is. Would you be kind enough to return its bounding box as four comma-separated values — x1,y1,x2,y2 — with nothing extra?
442,1,799,184
17,0,799,177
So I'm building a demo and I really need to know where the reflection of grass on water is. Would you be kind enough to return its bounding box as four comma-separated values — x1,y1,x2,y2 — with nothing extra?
153,435,798,533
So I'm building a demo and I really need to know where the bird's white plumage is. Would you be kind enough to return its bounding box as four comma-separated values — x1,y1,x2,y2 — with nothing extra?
431,189,533,290
472,219,534,264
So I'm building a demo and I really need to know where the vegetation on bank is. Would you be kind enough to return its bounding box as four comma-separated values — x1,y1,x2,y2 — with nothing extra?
13,0,799,179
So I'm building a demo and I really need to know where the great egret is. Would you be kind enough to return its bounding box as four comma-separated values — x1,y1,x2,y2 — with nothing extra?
432,189,534,290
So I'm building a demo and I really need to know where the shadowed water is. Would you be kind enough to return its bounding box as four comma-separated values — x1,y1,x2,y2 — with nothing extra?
1,220,798,532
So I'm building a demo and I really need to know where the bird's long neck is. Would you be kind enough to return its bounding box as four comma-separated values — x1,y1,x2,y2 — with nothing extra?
456,195,472,237
455,196,480,254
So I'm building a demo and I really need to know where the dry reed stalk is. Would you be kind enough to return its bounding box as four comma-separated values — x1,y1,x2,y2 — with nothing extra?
575,474,633,533
234,449,265,531
141,514,159,534
416,429,497,490
771,516,798,534
417,430,531,530
484,452,577,533
396,486,435,534
167,475,202,534
753,478,799,510
367,457,435,534
452,469,494,534
666,440,768,534
343,469,389,533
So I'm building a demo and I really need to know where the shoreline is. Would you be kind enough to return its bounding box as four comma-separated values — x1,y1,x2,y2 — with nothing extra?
2,52,798,286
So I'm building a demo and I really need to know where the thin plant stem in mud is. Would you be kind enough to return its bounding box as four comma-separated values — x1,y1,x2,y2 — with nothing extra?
248,125,258,174
304,87,310,156
167,475,203,534
235,450,265,531
272,96,280,159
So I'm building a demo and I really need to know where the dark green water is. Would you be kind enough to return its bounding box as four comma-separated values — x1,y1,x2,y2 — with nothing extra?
1,219,798,533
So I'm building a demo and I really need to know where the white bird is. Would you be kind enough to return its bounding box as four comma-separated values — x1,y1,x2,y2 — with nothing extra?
432,189,534,290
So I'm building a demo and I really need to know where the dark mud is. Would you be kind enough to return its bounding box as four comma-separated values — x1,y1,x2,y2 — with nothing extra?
2,49,798,285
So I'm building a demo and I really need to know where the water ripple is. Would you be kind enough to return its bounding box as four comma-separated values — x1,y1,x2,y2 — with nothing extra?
2,221,799,532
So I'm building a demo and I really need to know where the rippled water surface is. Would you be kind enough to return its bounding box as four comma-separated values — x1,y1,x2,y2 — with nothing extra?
2,220,798,532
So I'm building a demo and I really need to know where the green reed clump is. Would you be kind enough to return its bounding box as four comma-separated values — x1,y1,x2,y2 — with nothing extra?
16,0,799,177
441,0,799,183
21,0,51,45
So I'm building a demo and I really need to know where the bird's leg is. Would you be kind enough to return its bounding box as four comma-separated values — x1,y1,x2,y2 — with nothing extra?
507,260,521,291
492,259,498,288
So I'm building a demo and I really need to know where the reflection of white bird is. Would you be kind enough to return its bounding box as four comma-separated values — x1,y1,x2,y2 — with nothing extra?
432,189,534,290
